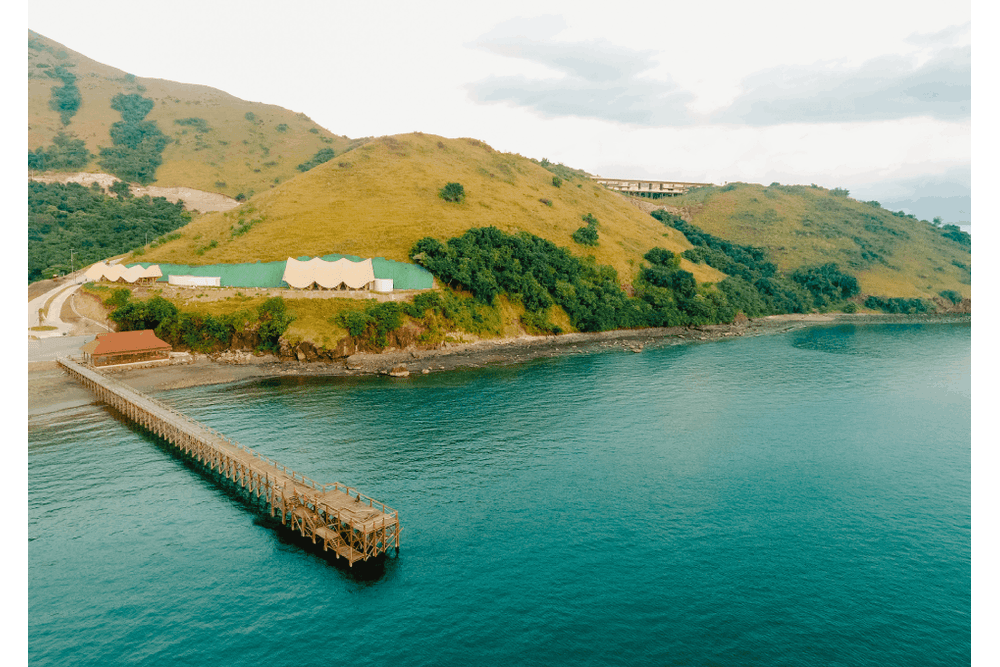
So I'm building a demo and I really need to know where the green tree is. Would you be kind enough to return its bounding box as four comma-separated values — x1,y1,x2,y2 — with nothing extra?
256,297,295,352
439,182,465,203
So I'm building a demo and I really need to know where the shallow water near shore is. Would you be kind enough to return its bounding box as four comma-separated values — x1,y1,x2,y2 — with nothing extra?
29,321,971,666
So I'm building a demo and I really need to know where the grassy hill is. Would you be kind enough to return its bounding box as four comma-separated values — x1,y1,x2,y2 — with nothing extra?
28,30,364,198
135,133,725,286
659,182,971,300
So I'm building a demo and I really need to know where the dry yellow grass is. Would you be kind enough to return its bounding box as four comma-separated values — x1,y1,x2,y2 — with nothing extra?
670,183,971,299
28,30,358,198
138,133,725,286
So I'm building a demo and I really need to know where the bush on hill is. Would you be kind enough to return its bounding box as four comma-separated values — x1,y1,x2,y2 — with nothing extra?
98,94,169,184
297,147,336,172
572,213,600,246
938,290,962,305
940,225,971,248
439,182,465,203
28,132,92,171
46,66,81,125
790,263,860,308
863,296,934,314
532,158,591,182
652,210,813,313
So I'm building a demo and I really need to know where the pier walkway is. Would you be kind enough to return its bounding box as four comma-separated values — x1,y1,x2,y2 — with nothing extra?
57,356,399,566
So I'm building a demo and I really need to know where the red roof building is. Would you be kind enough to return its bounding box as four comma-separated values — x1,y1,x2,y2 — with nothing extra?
81,330,172,367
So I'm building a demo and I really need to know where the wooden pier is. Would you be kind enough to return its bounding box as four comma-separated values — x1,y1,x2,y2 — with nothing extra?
57,356,399,566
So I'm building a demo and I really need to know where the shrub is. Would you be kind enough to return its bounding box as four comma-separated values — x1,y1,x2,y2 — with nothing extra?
939,289,962,305
335,301,402,349
439,182,465,203
296,147,336,172
864,296,934,314
552,176,562,188
257,297,295,352
539,198,552,207
572,225,598,246
174,117,210,132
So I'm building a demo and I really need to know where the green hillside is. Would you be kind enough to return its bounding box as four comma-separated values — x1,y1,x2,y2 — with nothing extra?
28,30,365,197
135,133,724,286
661,182,971,300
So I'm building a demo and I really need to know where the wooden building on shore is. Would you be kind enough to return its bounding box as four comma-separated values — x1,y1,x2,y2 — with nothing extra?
81,330,172,367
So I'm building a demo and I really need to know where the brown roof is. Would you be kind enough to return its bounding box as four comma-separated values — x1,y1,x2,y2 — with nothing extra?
81,330,172,356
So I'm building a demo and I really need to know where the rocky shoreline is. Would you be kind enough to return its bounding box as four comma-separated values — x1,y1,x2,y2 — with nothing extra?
28,312,970,416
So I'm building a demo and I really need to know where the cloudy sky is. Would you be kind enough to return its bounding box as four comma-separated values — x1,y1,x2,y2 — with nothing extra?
24,0,975,223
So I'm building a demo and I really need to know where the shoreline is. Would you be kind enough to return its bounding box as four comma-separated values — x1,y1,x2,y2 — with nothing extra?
28,312,970,417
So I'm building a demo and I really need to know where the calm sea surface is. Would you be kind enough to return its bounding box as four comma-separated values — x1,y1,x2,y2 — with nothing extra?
29,322,971,666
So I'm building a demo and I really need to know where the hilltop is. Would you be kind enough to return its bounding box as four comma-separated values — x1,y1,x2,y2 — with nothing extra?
28,30,365,198
653,182,971,301
135,133,724,286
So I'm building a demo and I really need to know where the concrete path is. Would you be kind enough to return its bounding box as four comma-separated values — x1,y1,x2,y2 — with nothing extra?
28,279,85,338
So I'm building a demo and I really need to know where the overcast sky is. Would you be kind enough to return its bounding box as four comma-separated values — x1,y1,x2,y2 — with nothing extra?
23,0,978,222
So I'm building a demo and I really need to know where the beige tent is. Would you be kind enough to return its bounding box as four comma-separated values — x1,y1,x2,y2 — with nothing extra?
282,257,375,290
83,262,162,284
83,262,110,282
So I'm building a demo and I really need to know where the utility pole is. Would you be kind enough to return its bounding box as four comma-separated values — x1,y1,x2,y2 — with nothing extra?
70,248,76,274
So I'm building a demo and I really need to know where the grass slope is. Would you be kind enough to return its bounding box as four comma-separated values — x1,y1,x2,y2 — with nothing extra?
136,133,724,285
28,30,363,197
663,183,971,299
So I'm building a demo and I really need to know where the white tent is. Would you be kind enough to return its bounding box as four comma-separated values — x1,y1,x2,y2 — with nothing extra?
282,257,375,290
168,275,220,287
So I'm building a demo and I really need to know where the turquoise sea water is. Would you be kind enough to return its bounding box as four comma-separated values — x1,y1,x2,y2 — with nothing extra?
29,322,971,666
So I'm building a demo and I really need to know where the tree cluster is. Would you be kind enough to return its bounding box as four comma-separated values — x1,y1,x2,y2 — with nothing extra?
653,210,858,313
28,132,92,171
939,224,971,248
28,181,190,282
410,226,767,333
863,296,934,314
106,291,294,353
98,94,169,184
46,66,81,125
297,147,336,172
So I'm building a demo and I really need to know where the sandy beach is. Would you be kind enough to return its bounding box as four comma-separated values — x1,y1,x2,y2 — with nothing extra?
27,312,969,417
